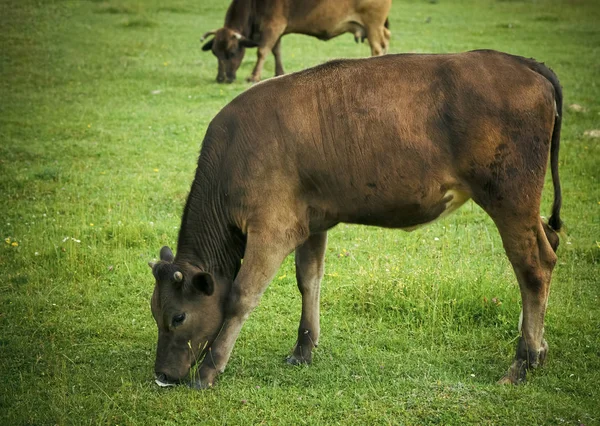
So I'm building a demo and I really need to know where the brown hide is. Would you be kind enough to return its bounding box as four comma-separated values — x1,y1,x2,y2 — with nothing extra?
201,0,391,83
151,50,563,388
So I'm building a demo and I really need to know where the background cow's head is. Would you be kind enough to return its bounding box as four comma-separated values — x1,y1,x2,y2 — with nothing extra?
201,28,259,83
149,246,225,387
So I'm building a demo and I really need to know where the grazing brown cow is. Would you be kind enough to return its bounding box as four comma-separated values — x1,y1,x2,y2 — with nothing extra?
149,50,563,389
200,0,391,83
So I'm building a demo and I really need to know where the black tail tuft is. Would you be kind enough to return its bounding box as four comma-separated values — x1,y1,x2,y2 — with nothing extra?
545,69,563,232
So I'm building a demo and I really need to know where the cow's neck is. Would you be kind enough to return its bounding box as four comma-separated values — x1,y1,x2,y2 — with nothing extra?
225,0,254,37
175,161,243,281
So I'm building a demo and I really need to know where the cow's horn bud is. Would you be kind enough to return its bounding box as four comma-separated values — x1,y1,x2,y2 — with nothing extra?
174,271,183,282
148,261,156,269
233,32,242,40
200,30,216,42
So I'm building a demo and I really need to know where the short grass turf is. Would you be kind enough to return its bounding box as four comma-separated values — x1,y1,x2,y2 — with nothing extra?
1,0,599,424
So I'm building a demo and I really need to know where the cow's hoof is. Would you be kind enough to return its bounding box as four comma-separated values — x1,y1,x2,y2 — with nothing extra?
499,337,550,384
188,379,214,390
246,75,260,83
497,375,514,385
498,359,527,385
538,339,549,367
286,354,311,366
497,370,523,385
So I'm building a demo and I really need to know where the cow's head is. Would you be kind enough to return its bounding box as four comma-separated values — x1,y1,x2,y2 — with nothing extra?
149,246,225,387
201,28,259,83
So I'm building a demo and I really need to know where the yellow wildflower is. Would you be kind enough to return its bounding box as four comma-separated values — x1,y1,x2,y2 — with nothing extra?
11,241,18,247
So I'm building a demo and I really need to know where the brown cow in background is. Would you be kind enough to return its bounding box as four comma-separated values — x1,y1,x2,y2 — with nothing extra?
201,0,391,83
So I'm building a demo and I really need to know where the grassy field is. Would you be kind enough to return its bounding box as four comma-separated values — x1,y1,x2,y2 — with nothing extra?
1,0,599,424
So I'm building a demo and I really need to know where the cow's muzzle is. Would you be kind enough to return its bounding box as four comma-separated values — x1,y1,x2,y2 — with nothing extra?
154,372,179,388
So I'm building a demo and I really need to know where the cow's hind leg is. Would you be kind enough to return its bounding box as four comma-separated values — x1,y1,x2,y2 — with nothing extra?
287,232,327,365
491,216,558,384
364,20,388,56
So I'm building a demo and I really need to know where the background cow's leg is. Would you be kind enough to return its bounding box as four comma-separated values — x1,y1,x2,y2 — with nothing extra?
493,217,557,384
382,26,391,54
216,59,225,83
365,22,388,56
272,38,285,76
248,28,284,82
287,232,327,365
247,46,271,82
195,227,301,388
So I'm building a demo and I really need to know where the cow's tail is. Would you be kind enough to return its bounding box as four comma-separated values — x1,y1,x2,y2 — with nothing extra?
525,59,563,232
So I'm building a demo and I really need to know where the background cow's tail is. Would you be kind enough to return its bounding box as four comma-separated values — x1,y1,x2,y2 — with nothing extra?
522,58,563,232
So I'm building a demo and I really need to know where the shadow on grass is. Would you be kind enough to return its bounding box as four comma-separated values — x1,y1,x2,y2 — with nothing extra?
95,5,134,14
120,17,158,28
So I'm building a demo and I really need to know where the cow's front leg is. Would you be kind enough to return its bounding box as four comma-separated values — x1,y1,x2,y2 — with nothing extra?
247,46,272,83
192,230,297,388
272,38,285,76
216,59,226,83
247,28,284,82
287,232,327,365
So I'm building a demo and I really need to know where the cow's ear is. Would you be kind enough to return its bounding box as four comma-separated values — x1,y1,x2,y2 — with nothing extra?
201,39,214,51
191,272,215,296
160,246,174,262
239,38,259,48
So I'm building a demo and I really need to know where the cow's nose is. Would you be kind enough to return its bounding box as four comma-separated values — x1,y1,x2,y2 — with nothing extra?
155,372,177,387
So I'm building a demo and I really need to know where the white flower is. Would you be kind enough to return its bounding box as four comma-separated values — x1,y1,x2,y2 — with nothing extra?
62,237,81,243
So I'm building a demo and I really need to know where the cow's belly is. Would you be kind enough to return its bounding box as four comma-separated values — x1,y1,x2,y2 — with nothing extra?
397,189,470,231
288,11,363,40
308,188,470,233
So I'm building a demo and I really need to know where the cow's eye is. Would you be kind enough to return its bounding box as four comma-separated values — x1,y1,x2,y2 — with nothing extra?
172,313,186,327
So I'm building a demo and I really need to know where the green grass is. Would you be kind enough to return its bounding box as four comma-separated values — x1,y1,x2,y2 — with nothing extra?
1,0,599,424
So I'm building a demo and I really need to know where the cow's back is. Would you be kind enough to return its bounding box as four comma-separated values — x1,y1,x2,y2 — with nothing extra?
210,50,556,231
